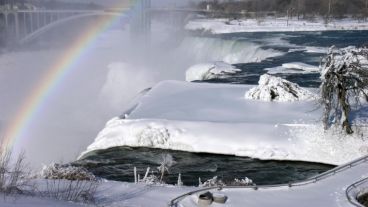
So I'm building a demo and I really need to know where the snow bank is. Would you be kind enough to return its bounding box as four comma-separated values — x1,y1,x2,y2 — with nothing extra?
185,62,240,82
81,81,368,165
265,62,319,75
186,17,368,34
245,74,316,102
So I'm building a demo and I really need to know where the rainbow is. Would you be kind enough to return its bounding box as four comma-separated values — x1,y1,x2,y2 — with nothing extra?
1,0,141,152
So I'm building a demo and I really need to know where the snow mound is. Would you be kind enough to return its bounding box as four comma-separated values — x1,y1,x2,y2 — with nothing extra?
245,74,316,102
185,61,240,82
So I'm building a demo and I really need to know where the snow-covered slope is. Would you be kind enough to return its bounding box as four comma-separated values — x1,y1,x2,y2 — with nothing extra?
81,80,368,165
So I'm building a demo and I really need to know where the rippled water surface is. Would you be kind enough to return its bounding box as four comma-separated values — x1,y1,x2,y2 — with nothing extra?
75,147,334,186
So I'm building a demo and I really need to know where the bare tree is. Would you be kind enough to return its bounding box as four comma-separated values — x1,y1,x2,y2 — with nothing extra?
320,46,368,134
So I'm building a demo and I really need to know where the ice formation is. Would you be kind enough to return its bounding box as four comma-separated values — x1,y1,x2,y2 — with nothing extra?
265,62,319,74
185,62,240,82
245,74,316,102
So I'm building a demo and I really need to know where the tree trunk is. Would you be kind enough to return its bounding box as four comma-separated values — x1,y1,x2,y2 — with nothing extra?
338,81,353,134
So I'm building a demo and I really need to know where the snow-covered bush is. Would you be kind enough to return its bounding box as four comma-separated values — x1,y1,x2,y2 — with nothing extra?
320,46,368,134
245,74,316,102
40,163,98,203
231,177,254,186
41,163,96,181
158,154,175,182
185,61,240,82
135,167,162,185
139,174,162,185
135,154,177,185
199,176,225,187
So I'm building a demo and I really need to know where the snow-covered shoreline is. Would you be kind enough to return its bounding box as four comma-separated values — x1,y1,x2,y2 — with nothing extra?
80,80,368,165
186,17,368,34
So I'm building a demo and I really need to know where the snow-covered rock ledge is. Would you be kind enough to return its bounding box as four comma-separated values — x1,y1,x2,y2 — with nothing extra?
80,80,368,165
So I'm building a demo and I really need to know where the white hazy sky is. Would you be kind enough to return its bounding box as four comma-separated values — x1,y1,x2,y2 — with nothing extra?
60,0,194,7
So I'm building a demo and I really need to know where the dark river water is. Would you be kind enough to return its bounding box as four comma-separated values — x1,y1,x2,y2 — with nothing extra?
75,147,334,186
75,30,368,186
202,30,368,87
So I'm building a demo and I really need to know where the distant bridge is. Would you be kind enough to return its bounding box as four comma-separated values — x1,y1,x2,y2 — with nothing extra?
0,0,149,45
0,0,234,46
0,10,127,44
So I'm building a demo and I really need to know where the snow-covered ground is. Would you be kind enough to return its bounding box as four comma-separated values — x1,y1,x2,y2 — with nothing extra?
0,180,196,207
186,17,368,34
81,80,368,165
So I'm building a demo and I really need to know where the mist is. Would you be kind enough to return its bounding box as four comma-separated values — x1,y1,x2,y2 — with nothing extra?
0,1,203,169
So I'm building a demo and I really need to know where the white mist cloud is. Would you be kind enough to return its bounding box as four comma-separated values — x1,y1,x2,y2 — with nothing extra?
0,15,191,168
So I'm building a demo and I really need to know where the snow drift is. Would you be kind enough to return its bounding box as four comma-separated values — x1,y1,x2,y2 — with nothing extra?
185,62,240,82
245,74,316,102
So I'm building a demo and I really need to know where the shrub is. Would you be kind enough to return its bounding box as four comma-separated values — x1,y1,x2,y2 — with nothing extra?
39,163,99,203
